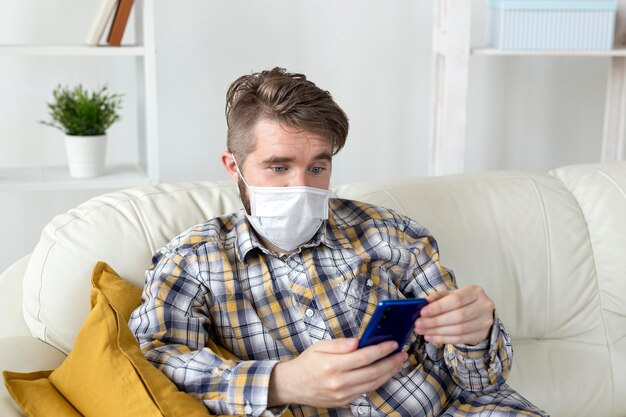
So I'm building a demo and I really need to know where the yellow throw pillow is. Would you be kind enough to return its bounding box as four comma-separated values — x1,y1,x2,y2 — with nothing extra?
2,261,232,417
3,370,82,417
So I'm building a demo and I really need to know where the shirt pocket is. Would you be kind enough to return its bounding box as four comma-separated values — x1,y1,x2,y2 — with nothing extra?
340,272,404,330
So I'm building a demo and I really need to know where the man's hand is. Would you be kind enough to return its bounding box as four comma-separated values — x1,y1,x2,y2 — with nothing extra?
414,285,495,346
268,338,407,408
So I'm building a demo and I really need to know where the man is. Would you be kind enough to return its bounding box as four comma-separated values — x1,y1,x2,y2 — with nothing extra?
129,67,547,417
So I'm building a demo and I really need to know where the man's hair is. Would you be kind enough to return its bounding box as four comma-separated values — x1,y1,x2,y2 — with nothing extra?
225,67,349,167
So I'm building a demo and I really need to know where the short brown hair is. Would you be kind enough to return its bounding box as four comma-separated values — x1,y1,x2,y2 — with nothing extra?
225,67,349,167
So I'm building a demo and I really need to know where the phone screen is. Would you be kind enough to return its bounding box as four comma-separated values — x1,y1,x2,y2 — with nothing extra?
358,298,428,352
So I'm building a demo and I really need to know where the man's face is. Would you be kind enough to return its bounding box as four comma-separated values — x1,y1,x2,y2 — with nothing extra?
227,118,333,213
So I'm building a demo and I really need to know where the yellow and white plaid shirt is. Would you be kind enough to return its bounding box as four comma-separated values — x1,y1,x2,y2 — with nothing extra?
129,198,547,417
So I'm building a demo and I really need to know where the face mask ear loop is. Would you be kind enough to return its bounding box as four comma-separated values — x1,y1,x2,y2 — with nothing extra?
232,155,252,189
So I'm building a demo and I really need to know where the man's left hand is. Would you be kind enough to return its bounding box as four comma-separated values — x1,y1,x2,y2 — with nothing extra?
414,285,495,346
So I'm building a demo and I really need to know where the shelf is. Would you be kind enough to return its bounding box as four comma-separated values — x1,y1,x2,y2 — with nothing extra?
471,47,626,57
0,0,159,191
0,164,152,191
430,0,626,175
0,45,145,57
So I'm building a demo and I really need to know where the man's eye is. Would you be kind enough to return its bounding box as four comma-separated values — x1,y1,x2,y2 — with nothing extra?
270,166,286,173
310,167,325,174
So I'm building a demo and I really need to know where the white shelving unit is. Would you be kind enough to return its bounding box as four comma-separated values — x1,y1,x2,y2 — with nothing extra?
429,0,626,175
0,0,159,190
0,164,151,192
0,45,145,56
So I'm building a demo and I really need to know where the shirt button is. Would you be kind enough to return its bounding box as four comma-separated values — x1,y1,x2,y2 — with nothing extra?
244,404,253,415
366,279,373,287
305,308,314,317
358,405,367,414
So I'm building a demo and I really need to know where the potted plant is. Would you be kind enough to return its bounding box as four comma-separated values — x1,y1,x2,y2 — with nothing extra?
42,84,123,178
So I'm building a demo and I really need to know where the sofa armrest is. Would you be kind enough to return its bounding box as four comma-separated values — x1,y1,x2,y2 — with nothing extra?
0,255,32,338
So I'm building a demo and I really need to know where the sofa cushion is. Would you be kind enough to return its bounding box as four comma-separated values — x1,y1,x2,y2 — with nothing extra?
550,162,626,345
5,262,217,417
550,162,626,416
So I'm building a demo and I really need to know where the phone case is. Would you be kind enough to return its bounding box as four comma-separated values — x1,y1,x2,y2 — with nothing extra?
358,298,428,352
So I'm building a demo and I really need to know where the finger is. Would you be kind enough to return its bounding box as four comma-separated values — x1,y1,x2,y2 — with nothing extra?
316,339,399,374
311,338,359,354
419,318,488,337
415,302,484,331
339,351,408,395
338,340,399,370
414,292,446,327
420,288,477,318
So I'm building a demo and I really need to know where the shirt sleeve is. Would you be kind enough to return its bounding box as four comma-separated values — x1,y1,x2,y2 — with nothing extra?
128,248,284,417
401,223,513,394
440,311,512,393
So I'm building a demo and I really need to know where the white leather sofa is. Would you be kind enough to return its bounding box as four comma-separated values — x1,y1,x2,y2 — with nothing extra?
1,162,625,417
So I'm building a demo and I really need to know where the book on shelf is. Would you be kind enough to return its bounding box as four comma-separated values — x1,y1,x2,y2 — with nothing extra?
107,0,135,46
85,0,118,46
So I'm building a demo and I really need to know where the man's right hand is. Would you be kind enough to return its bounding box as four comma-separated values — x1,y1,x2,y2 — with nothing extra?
268,338,407,408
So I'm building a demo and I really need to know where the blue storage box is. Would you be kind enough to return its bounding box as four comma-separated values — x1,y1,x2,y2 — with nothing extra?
487,0,618,50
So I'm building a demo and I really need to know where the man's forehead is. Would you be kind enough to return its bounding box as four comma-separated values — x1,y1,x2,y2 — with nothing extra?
250,119,333,155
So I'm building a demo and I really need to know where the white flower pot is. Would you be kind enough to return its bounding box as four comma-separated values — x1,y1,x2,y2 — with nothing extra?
64,134,107,178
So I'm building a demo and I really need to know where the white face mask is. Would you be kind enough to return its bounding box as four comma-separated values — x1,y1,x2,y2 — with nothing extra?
234,158,331,252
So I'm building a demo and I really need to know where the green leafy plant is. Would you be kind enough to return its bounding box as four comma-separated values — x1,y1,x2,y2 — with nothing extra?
42,84,123,136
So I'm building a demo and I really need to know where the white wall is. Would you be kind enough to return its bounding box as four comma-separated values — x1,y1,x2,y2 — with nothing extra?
154,0,430,184
0,0,617,272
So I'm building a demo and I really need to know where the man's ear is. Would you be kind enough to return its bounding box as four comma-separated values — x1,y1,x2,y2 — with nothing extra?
221,151,239,183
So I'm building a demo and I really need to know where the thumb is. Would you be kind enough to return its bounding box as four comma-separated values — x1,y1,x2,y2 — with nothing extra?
312,338,359,354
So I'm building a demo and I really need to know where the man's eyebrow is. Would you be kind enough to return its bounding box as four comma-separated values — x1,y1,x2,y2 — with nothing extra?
261,156,294,164
312,151,333,162
260,152,332,164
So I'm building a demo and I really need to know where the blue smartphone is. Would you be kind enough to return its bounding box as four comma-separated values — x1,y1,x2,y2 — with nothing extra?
358,298,428,353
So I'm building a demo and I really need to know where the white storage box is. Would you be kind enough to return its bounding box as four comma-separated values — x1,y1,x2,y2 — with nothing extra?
487,0,617,50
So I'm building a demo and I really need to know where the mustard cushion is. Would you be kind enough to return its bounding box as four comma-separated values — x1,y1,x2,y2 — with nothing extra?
3,261,219,417
3,370,82,417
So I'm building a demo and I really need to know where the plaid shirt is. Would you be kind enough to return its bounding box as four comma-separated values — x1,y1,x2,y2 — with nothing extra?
129,198,534,417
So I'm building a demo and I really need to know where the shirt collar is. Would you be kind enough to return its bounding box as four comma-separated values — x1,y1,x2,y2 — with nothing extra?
233,210,262,263
320,201,354,250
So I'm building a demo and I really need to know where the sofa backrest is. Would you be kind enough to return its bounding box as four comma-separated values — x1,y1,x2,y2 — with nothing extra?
22,163,626,417
23,181,242,353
